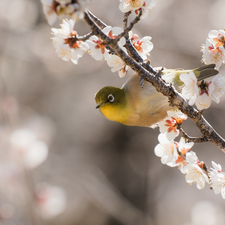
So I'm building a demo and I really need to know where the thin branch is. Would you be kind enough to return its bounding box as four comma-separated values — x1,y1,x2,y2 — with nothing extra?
179,127,209,143
77,31,94,41
115,11,142,43
86,10,107,29
123,12,144,63
123,12,131,30
122,12,158,75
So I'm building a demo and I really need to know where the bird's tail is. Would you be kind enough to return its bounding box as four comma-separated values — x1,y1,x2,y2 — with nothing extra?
193,64,219,81
162,64,219,89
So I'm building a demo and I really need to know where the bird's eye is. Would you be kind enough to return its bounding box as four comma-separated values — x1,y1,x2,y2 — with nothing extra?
107,94,115,103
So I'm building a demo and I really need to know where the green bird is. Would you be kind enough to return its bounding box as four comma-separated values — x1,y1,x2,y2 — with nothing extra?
95,64,218,127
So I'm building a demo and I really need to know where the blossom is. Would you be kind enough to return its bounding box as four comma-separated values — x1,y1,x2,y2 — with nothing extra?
86,36,110,61
106,55,128,78
154,133,178,167
208,30,225,48
51,19,89,64
180,72,225,110
195,80,214,110
130,32,153,59
210,161,225,199
137,0,156,19
176,138,194,170
119,0,145,13
100,26,129,76
182,152,209,190
41,0,89,25
201,38,225,70
210,75,225,104
158,110,187,140
180,71,199,105
41,0,58,26
119,0,156,19
10,129,48,169
102,26,126,49
35,183,66,218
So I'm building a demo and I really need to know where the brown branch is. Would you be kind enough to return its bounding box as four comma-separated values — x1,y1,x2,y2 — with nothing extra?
83,11,225,153
123,12,144,64
77,31,94,41
179,127,209,143
115,11,142,43
86,10,107,29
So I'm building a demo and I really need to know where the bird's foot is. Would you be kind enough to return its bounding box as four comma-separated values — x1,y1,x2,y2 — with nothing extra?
155,67,164,77
140,74,146,88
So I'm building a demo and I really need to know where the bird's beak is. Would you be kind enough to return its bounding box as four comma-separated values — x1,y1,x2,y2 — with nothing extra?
96,102,105,109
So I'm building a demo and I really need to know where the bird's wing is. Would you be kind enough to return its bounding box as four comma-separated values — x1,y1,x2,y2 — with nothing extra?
122,73,171,127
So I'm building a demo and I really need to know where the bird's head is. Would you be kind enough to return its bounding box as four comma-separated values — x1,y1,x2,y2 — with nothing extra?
95,86,128,123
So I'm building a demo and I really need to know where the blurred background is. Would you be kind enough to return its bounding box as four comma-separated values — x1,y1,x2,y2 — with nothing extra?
1,0,225,224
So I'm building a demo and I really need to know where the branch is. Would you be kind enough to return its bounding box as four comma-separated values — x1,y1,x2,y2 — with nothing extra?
87,10,107,29
114,10,142,43
77,31,94,41
179,127,209,143
123,12,144,63
83,11,225,153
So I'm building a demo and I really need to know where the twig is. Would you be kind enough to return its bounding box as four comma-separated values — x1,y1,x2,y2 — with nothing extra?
179,127,209,143
123,12,144,63
115,11,142,43
77,31,94,41
87,10,107,29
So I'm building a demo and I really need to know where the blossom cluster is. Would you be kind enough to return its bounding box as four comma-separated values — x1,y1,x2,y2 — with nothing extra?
155,110,225,198
50,19,154,77
201,30,225,70
179,71,225,110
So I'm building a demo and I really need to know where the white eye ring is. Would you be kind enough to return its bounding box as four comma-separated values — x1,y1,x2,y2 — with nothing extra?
108,94,115,103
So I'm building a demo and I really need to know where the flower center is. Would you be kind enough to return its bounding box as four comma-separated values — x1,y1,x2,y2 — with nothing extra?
93,39,106,54
198,80,211,96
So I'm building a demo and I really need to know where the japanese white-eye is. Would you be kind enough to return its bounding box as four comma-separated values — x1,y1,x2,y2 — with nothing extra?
95,64,218,127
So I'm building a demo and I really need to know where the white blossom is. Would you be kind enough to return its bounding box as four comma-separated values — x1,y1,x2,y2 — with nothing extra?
41,0,58,26
177,138,194,171
102,26,126,49
180,71,199,105
201,38,225,70
158,110,187,141
140,0,156,19
182,152,209,190
119,0,145,13
180,72,225,110
130,32,153,59
119,0,156,19
210,75,225,104
106,55,128,78
210,161,225,199
51,19,89,64
154,133,178,167
208,30,225,48
86,36,110,61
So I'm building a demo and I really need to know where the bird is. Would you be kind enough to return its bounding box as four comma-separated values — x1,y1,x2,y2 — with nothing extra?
95,64,218,127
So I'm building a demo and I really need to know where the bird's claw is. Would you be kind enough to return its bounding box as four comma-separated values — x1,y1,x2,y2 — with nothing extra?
155,67,164,77
140,75,146,88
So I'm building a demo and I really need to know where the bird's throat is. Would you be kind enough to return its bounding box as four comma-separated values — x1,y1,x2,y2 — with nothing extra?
100,103,129,125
